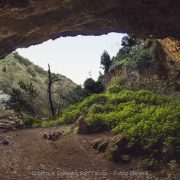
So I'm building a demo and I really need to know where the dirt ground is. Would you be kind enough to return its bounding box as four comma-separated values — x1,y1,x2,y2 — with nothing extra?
0,128,179,180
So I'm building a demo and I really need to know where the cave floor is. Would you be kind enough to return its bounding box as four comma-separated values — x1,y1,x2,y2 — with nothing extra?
0,128,179,180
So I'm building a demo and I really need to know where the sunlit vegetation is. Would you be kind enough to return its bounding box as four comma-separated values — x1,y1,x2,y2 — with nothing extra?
0,36,179,166
108,37,178,93
41,36,180,164
0,53,77,117
44,89,180,161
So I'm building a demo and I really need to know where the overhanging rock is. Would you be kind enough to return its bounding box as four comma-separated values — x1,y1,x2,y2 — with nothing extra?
0,0,180,58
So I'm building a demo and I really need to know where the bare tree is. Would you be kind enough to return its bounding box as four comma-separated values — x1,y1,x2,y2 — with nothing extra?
47,64,60,117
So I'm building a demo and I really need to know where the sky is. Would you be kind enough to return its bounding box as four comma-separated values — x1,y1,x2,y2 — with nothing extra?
17,33,125,85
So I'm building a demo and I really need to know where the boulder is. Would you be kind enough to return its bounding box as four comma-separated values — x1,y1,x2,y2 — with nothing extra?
90,134,132,163
111,134,128,148
43,133,49,139
75,116,89,134
104,147,121,163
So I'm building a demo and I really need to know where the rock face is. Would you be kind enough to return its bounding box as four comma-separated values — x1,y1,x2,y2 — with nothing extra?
0,117,22,132
159,38,180,65
107,39,180,91
0,0,180,58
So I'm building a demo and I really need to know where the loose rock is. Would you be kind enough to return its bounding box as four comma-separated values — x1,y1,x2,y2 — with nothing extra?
120,154,131,163
91,138,104,149
75,116,89,134
104,147,120,163
0,139,9,145
43,132,62,141
97,139,109,153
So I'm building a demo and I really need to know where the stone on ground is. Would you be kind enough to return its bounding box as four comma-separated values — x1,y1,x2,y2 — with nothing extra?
120,154,131,163
75,116,89,134
91,138,104,149
104,147,120,163
97,139,109,153
43,132,62,141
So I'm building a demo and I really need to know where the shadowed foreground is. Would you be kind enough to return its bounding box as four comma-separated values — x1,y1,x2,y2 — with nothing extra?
0,128,179,180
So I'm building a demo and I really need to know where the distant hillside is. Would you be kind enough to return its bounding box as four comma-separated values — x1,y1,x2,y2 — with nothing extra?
0,52,77,116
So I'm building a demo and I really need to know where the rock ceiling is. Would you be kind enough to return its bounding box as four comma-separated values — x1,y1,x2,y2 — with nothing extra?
0,0,180,58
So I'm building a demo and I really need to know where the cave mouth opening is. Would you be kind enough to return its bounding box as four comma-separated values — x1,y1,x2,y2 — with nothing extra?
16,32,125,85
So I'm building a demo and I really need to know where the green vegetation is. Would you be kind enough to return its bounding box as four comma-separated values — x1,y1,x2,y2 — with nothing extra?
23,116,41,128
83,78,104,95
0,52,77,117
44,89,180,161
108,36,178,94
100,50,112,74
110,39,159,72
0,36,179,167
4,81,38,117
40,36,180,163
121,35,136,47
140,158,160,171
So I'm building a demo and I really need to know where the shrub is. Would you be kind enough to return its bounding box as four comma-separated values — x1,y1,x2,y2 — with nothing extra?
121,35,136,47
167,160,177,170
57,90,180,161
140,158,160,171
43,89,180,162
23,117,41,128
84,78,104,95
41,119,63,128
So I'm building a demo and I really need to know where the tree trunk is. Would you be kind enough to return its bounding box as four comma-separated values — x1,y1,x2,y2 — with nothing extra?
48,64,56,117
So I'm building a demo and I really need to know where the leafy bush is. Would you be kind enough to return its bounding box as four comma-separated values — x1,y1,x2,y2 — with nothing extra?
41,118,63,128
4,81,38,116
140,158,160,171
84,78,104,95
23,117,41,128
52,89,180,161
167,160,177,170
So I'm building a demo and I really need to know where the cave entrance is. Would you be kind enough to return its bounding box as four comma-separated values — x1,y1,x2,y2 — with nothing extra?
16,33,125,85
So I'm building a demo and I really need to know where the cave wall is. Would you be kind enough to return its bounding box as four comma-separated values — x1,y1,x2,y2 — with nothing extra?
0,0,180,58
159,38,180,65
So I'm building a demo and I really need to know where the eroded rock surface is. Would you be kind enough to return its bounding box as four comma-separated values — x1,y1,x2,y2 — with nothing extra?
0,0,180,58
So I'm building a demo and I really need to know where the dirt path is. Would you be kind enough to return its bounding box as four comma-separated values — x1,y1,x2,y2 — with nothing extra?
0,128,177,180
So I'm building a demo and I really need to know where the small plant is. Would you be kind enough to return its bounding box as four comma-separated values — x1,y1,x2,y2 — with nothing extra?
140,158,160,171
23,117,41,128
41,118,63,128
167,160,177,170
63,127,75,136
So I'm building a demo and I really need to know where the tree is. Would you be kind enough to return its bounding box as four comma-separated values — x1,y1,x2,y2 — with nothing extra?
84,78,104,95
47,64,60,117
100,51,111,74
68,85,88,103
121,35,136,47
4,81,38,117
